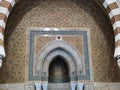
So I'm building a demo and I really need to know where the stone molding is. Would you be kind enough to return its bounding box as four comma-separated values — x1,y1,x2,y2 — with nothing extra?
0,82,120,90
35,40,83,82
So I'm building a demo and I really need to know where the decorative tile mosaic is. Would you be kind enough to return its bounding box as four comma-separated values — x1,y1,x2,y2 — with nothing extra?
0,0,119,83
27,29,90,81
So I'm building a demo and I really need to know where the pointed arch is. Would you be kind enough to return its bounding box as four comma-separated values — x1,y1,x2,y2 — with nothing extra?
0,0,120,67
35,40,83,81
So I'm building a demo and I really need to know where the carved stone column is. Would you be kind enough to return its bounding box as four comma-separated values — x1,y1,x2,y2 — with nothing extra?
0,45,6,68
116,56,120,68
35,83,41,90
0,54,4,68
70,82,76,90
42,83,48,90
0,59,2,68
77,83,84,90
117,59,120,68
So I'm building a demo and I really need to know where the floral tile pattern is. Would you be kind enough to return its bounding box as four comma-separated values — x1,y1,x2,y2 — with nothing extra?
0,0,119,83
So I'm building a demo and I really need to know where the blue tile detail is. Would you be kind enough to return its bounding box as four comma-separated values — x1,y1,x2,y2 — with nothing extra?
28,30,90,81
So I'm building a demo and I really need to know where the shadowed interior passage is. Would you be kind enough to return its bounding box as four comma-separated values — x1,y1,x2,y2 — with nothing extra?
49,56,70,83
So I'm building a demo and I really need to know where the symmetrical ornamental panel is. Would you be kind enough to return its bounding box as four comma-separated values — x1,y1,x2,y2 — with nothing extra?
27,29,91,81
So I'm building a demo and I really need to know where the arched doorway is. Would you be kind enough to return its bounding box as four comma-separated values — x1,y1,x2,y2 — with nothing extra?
35,40,83,81
49,55,70,83
48,55,71,90
35,40,83,90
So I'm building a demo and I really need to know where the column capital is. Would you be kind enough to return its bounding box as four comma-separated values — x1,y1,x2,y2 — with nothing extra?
70,82,77,86
70,82,77,90
77,83,84,90
42,83,48,87
42,83,48,90
35,83,41,90
35,83,41,87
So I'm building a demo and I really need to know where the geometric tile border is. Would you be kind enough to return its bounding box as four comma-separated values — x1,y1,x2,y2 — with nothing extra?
28,29,90,81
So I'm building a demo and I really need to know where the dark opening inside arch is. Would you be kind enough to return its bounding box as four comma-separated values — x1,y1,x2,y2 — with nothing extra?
49,56,70,83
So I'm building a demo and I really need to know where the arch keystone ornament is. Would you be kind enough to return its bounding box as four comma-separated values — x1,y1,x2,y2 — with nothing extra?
0,0,120,67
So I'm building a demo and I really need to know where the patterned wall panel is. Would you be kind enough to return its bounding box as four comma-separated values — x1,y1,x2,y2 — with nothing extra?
0,0,119,83
27,29,90,81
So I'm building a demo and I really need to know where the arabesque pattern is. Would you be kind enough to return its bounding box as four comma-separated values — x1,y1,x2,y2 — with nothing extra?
0,0,119,83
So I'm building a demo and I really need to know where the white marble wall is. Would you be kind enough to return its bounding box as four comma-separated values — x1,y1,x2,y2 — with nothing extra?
0,82,120,90
94,83,120,90
48,83,70,90
0,83,25,90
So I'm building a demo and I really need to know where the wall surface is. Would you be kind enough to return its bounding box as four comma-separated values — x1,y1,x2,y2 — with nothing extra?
27,29,91,81
0,83,120,90
0,0,119,83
